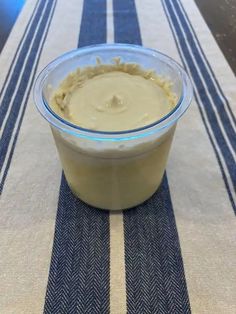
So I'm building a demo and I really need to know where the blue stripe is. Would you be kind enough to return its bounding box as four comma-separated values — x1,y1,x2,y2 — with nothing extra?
173,0,236,151
164,0,236,184
0,0,46,127
44,1,110,313
162,0,236,212
0,0,57,194
79,0,107,47
177,0,236,127
0,0,41,100
44,175,110,313
113,0,142,44
124,176,191,313
112,0,191,312
175,0,236,212
0,0,56,190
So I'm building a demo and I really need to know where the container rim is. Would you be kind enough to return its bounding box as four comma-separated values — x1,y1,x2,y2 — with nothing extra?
33,43,193,141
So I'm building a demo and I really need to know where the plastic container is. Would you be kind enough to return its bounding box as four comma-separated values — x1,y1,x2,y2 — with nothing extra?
34,44,192,210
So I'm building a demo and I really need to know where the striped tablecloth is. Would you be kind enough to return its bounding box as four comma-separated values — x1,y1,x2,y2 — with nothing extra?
0,1,235,313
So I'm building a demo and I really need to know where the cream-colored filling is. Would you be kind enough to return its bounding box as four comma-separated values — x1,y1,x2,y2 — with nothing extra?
50,61,177,210
51,61,176,131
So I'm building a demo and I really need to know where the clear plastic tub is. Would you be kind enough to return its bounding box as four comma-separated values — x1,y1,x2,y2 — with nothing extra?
34,44,192,210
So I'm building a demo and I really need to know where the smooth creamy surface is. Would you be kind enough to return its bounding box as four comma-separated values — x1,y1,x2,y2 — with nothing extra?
51,61,176,131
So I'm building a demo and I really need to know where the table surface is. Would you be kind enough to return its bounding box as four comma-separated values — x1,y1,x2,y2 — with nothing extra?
1,0,235,73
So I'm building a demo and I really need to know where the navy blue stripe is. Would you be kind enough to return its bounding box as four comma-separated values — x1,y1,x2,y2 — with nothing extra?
0,0,47,127
173,0,236,156
78,0,106,47
44,1,110,313
113,0,142,45
0,0,57,194
175,0,236,212
44,175,110,314
124,176,191,313
0,0,55,182
164,0,236,188
0,0,41,100
173,0,236,151
162,0,236,211
177,0,236,127
112,0,191,312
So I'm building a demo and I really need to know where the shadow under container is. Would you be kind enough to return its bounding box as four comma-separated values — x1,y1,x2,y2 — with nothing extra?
34,44,192,210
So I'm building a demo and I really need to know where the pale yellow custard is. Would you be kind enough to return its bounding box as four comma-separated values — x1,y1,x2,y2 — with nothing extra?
50,60,176,131
49,61,177,210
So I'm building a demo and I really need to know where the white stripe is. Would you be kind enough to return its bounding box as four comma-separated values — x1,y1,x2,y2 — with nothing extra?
178,0,236,131
107,0,114,44
164,0,236,204
135,0,181,60
0,0,55,185
109,213,127,314
0,0,49,139
107,2,126,312
0,0,41,104
169,0,236,161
